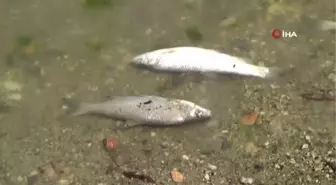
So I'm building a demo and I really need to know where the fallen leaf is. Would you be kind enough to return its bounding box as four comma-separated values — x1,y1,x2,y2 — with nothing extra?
240,112,259,125
171,168,185,183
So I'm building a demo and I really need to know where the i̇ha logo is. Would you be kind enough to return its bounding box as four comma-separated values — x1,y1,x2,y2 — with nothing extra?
272,28,297,39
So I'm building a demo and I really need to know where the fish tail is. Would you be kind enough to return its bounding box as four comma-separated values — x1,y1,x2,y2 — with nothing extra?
319,20,336,31
264,67,294,79
71,103,93,116
62,98,91,117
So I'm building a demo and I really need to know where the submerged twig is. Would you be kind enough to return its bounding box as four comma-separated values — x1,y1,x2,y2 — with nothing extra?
122,171,155,183
300,89,335,101
105,152,157,184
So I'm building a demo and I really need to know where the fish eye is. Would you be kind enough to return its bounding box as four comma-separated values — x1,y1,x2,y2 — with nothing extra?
194,109,203,118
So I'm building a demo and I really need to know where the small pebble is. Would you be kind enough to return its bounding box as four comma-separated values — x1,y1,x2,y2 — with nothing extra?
240,177,254,184
289,158,296,164
321,60,333,68
61,105,69,110
160,141,169,148
7,93,22,101
305,135,311,142
58,179,70,185
302,144,309,149
207,164,217,170
182,155,190,160
328,73,336,82
3,81,22,91
204,173,210,181
219,17,237,28
221,130,229,134
17,176,24,182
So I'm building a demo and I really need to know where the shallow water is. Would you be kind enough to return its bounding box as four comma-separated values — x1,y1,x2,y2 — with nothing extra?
0,0,335,185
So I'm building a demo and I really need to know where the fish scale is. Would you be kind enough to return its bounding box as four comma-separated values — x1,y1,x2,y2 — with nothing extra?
70,95,212,126
131,46,285,78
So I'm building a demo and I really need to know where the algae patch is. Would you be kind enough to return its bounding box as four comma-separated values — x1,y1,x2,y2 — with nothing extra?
266,1,302,22
184,26,203,43
85,0,115,8
16,35,33,48
85,40,105,52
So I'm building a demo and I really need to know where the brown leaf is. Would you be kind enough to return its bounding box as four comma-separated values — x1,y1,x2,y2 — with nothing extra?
240,112,259,125
171,169,185,183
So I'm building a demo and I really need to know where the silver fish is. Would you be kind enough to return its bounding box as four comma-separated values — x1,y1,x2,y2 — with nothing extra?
131,47,284,79
70,95,211,126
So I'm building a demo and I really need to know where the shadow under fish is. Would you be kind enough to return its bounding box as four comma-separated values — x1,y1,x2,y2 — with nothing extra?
115,116,211,131
130,63,188,91
62,95,212,129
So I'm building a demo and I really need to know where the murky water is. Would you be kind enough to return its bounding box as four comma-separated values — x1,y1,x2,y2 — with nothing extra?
0,0,335,184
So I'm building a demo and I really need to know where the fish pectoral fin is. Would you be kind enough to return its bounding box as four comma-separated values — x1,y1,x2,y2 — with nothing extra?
115,120,142,131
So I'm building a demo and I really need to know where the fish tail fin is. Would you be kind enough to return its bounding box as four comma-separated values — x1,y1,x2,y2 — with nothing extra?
62,98,91,117
319,20,336,31
264,66,295,79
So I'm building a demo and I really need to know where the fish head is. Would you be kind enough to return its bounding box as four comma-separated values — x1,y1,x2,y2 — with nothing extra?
189,105,212,121
177,100,212,122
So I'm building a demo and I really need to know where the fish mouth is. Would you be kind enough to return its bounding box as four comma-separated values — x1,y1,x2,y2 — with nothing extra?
130,61,148,69
191,115,212,124
203,112,212,120
202,108,212,118
196,111,212,122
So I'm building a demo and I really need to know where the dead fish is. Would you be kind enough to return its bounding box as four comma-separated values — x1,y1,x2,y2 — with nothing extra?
68,95,211,126
131,47,285,79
